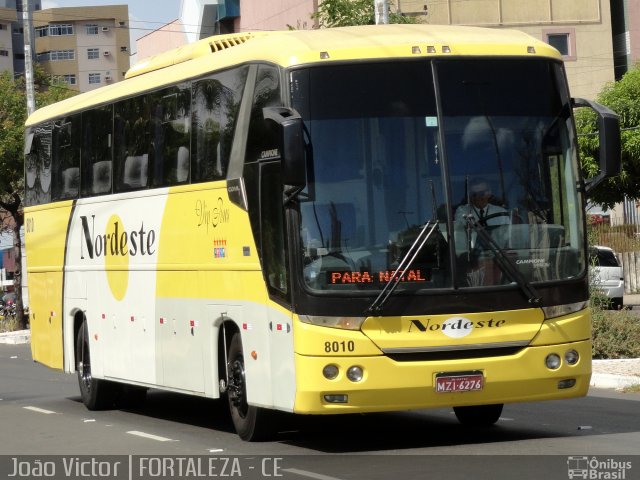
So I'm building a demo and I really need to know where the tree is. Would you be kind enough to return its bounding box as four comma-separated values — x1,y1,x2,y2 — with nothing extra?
0,68,75,329
576,63,640,209
313,0,416,28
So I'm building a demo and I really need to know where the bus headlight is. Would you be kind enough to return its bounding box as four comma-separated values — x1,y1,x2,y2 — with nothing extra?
542,301,588,320
346,366,364,382
323,364,339,380
545,353,561,370
565,349,579,365
300,315,365,330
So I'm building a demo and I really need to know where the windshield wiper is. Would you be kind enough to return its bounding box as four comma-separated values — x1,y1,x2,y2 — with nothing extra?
365,220,439,316
463,215,541,306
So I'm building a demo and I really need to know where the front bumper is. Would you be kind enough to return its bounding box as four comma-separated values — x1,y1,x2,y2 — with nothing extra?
293,339,591,414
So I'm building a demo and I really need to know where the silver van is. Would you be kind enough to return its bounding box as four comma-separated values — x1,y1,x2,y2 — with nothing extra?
590,245,624,309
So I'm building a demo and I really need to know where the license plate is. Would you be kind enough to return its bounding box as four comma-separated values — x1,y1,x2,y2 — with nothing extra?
435,372,484,393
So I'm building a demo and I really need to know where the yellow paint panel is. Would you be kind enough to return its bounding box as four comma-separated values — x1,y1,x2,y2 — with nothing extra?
360,308,544,350
25,202,72,370
155,184,264,302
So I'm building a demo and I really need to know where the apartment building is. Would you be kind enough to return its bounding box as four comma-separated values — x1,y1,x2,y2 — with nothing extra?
32,5,130,92
138,0,617,102
0,7,13,76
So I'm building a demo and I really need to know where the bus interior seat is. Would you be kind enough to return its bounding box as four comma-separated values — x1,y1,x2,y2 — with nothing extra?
61,167,79,197
92,161,111,193
124,154,149,189
176,146,189,183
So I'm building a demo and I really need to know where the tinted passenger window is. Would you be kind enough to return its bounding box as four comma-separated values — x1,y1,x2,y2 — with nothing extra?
150,84,191,187
51,114,81,201
192,66,248,182
245,65,281,164
114,95,154,192
81,106,113,196
25,123,53,206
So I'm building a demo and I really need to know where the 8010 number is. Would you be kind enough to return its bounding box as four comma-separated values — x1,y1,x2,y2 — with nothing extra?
324,340,355,353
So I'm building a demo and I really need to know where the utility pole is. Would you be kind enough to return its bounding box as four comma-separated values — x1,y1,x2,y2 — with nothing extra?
375,0,389,24
21,0,36,115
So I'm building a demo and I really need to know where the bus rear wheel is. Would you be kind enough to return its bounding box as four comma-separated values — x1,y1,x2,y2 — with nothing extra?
76,321,119,410
453,404,503,427
226,332,274,441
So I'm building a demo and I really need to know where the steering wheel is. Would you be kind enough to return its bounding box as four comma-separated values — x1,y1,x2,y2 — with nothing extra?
478,211,510,226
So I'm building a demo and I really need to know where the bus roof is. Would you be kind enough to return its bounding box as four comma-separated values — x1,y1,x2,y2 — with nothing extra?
26,24,560,127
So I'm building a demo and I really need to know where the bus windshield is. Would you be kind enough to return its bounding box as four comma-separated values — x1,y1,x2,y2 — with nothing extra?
290,59,585,292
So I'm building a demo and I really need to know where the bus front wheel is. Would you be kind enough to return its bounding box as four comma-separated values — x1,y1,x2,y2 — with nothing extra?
76,321,119,410
453,404,503,427
226,332,273,441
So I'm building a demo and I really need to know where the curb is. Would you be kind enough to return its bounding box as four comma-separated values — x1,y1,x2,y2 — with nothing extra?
590,373,640,390
0,329,31,345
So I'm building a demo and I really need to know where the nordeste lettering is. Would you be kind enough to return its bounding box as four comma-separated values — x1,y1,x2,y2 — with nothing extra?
80,215,156,260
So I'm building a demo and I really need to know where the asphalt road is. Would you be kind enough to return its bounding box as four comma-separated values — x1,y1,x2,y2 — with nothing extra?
1,343,639,480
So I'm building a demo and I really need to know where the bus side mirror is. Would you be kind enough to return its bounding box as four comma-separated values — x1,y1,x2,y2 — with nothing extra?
263,107,306,188
573,97,621,193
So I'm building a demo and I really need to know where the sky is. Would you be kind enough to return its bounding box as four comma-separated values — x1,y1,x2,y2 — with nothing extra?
41,0,183,57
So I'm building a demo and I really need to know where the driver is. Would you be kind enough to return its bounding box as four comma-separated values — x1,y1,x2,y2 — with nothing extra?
455,178,509,227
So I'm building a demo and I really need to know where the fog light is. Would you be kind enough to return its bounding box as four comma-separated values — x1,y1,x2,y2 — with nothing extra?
323,364,339,380
545,353,561,370
558,379,576,389
323,394,348,403
565,349,579,365
346,366,364,382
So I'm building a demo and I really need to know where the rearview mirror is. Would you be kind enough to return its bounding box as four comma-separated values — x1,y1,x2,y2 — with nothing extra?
573,98,621,192
263,107,306,188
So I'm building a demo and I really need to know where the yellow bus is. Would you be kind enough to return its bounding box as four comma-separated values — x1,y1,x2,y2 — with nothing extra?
24,24,620,441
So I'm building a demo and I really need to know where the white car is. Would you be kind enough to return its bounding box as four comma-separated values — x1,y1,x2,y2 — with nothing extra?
590,245,624,309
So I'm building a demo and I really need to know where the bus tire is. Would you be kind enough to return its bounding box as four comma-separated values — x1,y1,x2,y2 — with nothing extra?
453,404,503,427
76,321,119,410
226,332,274,441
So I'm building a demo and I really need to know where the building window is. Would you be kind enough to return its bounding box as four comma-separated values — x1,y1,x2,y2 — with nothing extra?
49,24,74,36
0,49,8,57
548,34,569,55
120,46,128,52
88,73,101,84
41,50,75,61
0,24,7,30
544,29,576,61
14,53,24,60
87,48,99,59
52,74,77,86
86,24,98,35
35,24,74,37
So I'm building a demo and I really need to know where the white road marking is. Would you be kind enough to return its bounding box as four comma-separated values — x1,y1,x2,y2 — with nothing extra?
208,448,224,452
23,406,56,414
126,430,175,442
283,468,345,480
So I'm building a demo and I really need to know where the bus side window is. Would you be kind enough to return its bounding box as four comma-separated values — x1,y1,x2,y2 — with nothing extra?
245,64,282,164
114,96,152,192
192,66,249,183
52,114,81,201
25,123,53,206
81,106,113,196
152,84,191,187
